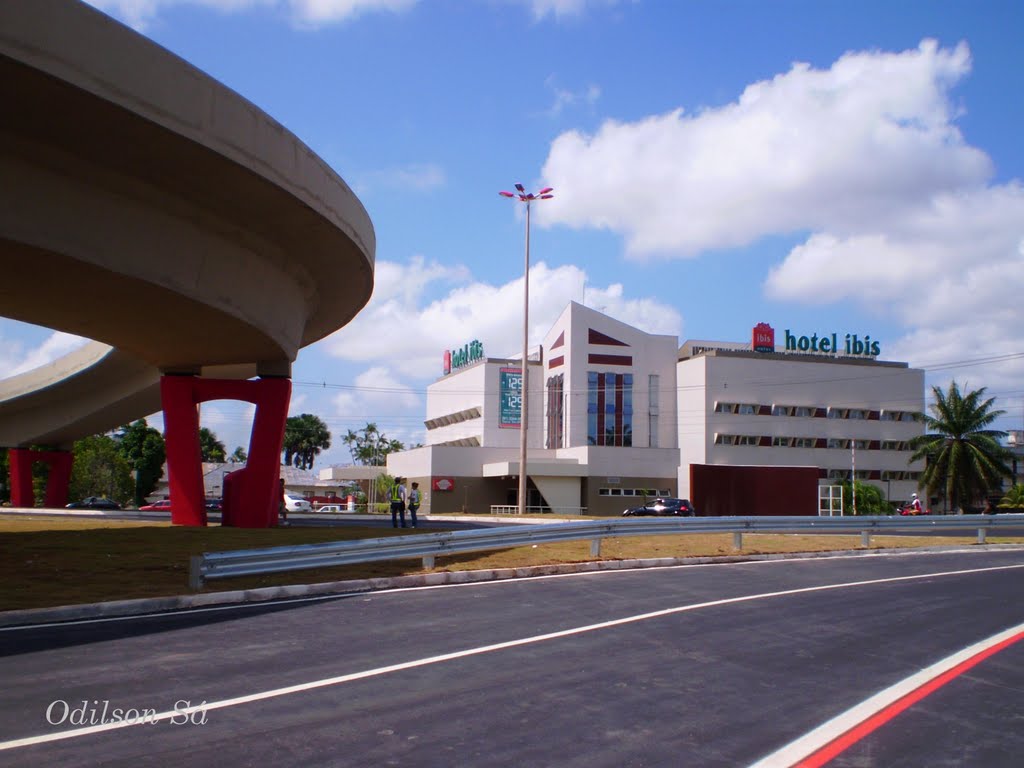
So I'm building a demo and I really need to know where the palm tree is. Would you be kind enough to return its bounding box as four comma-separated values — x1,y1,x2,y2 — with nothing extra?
282,414,332,471
909,382,1012,512
999,484,1024,510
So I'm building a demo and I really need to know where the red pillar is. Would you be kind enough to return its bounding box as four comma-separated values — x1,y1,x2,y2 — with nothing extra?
9,448,35,508
7,448,73,508
161,375,207,527
160,375,291,528
42,451,73,508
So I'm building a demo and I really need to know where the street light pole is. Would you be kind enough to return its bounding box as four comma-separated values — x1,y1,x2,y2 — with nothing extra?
500,183,553,516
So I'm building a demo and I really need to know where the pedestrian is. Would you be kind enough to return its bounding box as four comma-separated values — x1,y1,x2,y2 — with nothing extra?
390,477,407,528
407,482,421,528
279,478,289,526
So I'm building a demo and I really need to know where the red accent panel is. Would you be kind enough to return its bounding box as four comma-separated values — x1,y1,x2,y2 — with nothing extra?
758,405,771,416
588,328,629,346
548,355,564,369
588,354,632,366
8,448,73,508
868,410,880,420
759,436,771,447
814,408,827,418
690,464,820,517
161,375,291,528
550,331,564,350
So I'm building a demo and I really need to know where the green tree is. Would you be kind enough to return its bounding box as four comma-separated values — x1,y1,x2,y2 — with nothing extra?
999,484,1024,511
283,414,332,471
116,419,166,506
229,446,248,463
69,435,133,504
199,427,226,463
342,422,403,466
909,382,1013,512
839,480,889,515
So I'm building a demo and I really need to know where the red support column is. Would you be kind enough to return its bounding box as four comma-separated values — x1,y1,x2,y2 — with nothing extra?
159,374,291,528
160,375,207,527
42,451,73,508
6,448,72,508
9,448,35,508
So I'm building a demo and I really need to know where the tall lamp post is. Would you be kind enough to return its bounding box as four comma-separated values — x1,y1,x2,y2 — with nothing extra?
500,183,553,516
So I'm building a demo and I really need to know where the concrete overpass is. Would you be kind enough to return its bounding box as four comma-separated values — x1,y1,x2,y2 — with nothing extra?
0,1,375,525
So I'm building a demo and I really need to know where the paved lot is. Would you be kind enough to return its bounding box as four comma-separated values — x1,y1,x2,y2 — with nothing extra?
1,548,1022,766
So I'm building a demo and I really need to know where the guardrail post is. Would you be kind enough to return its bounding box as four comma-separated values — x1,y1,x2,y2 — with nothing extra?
861,531,871,547
732,532,743,551
977,528,987,544
590,539,601,557
422,554,435,569
188,555,204,591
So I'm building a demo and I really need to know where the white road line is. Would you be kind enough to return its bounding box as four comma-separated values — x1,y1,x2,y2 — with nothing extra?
2,561,1023,752
747,620,1024,768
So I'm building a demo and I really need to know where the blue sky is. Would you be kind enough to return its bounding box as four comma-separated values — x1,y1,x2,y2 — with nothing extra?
2,0,1023,466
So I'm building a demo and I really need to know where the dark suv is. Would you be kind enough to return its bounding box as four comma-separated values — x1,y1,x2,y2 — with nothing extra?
623,497,696,517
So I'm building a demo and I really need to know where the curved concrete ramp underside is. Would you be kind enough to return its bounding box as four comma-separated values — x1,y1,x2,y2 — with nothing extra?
0,1,375,447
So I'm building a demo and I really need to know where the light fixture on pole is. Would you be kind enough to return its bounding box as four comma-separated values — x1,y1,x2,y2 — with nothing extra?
499,183,554,516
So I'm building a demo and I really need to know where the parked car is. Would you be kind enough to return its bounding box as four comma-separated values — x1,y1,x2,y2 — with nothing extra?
140,499,173,511
623,497,696,517
316,504,349,514
283,494,312,513
204,498,223,511
66,496,121,510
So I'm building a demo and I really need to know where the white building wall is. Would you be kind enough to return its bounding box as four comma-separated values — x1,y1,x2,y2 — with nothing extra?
679,352,925,502
677,356,709,497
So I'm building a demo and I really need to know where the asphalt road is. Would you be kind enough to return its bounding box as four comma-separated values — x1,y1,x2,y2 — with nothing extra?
1,548,1022,767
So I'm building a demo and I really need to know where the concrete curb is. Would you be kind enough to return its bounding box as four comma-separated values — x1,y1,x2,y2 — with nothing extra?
3,543,1022,629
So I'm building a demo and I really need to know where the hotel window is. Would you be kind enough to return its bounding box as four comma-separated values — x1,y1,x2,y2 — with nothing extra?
849,409,866,420
587,372,633,446
546,374,564,449
737,403,758,415
827,438,848,449
794,437,815,449
881,440,905,451
648,374,660,448
772,436,793,447
827,407,848,419
714,402,737,414
795,406,813,417
735,435,759,446
772,405,794,417
714,434,736,445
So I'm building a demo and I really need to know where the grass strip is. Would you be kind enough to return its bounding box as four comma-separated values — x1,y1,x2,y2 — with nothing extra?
0,515,1015,611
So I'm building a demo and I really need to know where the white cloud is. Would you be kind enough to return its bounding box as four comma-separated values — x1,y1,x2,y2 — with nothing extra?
526,0,628,21
4,331,90,377
323,257,682,378
83,0,417,30
541,40,988,257
354,163,447,194
545,76,601,117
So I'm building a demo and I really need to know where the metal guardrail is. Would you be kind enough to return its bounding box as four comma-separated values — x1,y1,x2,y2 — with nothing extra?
187,514,1024,590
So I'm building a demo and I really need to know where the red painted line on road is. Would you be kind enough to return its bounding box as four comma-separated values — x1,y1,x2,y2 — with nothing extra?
794,629,1024,768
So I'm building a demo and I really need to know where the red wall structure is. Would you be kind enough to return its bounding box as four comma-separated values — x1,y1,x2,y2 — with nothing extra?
161,375,291,528
690,464,819,517
8,448,73,509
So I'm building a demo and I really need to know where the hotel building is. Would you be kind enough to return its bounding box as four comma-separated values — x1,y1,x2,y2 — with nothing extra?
382,303,925,516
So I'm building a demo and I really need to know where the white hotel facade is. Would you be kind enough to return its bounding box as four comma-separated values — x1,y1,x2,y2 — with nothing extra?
384,302,925,516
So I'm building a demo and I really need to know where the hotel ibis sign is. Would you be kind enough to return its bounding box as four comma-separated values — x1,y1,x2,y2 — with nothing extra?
443,339,484,375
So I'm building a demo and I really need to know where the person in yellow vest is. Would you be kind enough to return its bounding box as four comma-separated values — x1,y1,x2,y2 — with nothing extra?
390,477,408,528
407,482,421,528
